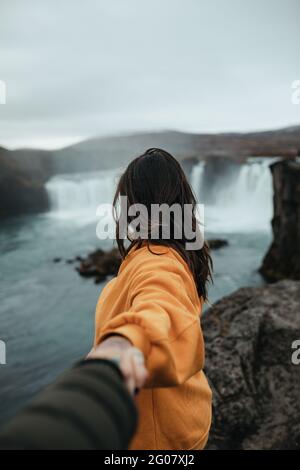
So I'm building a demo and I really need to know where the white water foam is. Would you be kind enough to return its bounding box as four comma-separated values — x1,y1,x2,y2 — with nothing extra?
45,169,120,224
190,158,277,233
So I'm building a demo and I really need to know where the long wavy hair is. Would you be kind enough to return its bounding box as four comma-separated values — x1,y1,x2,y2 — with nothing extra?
113,148,213,301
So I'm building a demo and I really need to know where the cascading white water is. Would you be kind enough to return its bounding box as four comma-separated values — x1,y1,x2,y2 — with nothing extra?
46,159,275,232
190,158,276,233
46,169,120,220
190,161,205,197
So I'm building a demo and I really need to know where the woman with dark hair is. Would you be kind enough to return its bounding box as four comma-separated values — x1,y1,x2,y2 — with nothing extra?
93,148,213,450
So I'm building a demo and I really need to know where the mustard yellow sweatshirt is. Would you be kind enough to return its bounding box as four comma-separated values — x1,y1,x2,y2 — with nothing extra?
94,244,212,450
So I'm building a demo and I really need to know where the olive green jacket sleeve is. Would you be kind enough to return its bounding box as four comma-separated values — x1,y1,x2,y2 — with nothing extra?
0,359,137,450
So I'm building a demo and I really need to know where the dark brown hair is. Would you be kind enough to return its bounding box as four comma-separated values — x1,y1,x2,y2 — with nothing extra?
113,148,213,301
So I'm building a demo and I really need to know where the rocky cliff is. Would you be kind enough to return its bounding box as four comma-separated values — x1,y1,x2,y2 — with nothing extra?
0,147,49,218
203,280,300,450
260,160,300,281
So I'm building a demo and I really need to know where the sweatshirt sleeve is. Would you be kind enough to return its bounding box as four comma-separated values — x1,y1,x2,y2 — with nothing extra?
96,253,205,388
0,359,137,450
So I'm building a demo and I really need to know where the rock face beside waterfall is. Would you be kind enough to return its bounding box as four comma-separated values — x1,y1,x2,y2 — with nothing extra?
203,280,300,450
260,160,300,282
0,148,49,219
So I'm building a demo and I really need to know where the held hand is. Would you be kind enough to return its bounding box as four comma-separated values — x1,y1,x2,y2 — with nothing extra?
87,336,148,395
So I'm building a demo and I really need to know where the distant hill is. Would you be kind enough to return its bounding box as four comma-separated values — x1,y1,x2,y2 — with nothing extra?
51,125,300,174
51,131,199,174
3,125,300,177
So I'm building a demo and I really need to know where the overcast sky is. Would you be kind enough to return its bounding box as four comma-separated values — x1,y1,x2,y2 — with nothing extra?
0,0,299,149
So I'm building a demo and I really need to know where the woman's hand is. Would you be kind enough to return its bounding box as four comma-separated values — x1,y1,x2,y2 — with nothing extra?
87,336,148,395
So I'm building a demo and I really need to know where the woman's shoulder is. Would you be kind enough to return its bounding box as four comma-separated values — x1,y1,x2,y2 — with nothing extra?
120,244,190,276
119,244,200,306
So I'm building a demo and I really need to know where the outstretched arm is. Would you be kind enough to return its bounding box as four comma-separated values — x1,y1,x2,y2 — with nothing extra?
0,357,143,450
95,255,204,388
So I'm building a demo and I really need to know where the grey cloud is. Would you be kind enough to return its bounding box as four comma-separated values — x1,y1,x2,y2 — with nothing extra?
0,0,299,148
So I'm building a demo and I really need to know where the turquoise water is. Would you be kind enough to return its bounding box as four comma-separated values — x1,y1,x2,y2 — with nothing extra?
0,213,108,424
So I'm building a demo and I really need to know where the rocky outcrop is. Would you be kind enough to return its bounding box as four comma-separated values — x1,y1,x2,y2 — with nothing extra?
76,248,121,283
203,280,300,450
0,148,49,218
73,240,229,283
207,238,228,249
260,160,300,282
11,148,54,183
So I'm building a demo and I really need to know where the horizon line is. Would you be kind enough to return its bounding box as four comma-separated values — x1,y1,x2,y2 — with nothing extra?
1,122,299,153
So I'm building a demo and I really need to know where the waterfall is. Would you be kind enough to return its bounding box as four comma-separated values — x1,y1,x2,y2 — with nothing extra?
190,161,205,199
46,159,275,232
190,158,276,233
46,169,120,220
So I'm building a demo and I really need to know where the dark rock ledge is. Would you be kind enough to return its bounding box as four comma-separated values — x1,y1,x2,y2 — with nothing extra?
203,280,300,450
260,160,300,282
